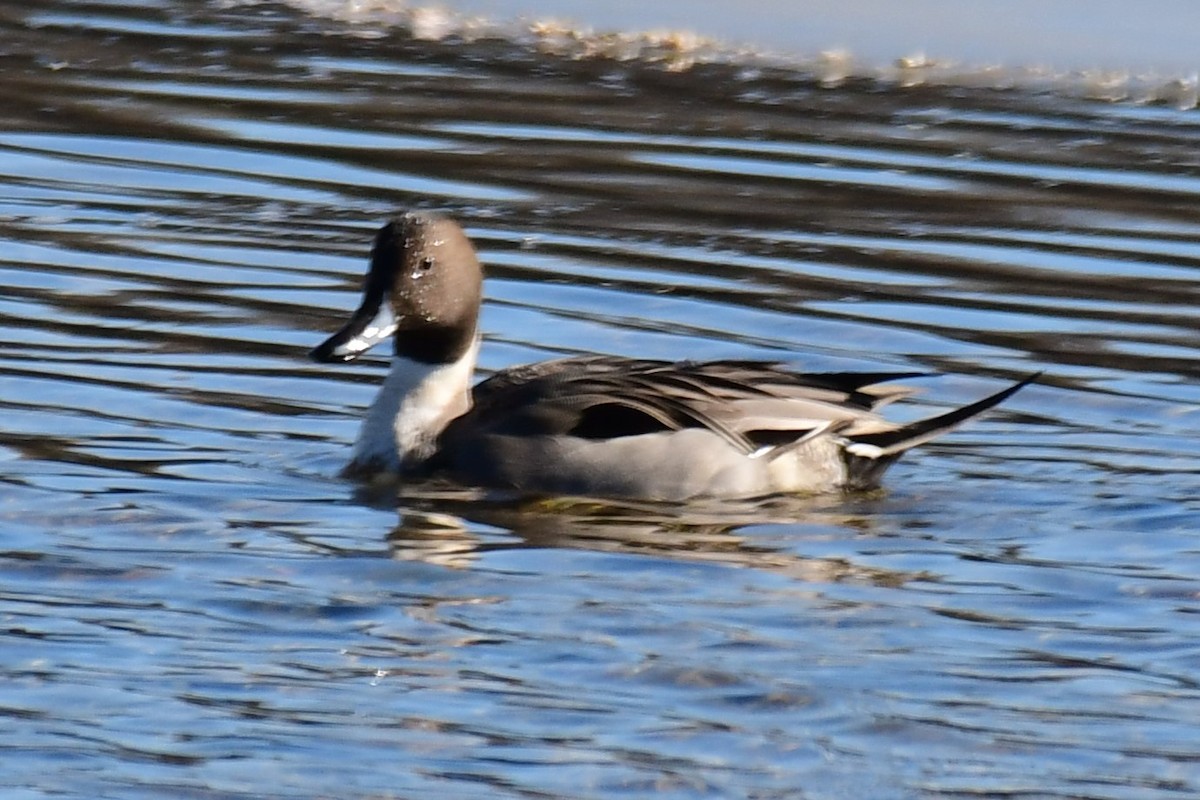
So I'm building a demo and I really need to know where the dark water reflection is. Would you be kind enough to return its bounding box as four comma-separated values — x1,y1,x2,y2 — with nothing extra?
3,1,1200,798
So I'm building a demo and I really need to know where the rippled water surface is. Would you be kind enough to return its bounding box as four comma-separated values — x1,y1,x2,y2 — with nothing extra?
4,2,1200,798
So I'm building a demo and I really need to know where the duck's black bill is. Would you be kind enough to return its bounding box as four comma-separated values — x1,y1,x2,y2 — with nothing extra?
309,301,396,363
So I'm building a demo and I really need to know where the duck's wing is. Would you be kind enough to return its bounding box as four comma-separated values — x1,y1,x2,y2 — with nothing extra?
458,356,931,455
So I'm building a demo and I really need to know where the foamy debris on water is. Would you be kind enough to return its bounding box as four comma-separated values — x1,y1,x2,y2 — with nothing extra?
231,0,1200,107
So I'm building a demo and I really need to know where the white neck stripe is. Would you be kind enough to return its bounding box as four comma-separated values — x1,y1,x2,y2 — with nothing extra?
349,336,479,472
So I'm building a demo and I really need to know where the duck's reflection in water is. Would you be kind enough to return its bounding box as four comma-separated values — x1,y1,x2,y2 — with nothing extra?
366,480,919,587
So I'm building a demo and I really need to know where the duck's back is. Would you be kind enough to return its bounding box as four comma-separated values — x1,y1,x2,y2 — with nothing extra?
434,356,923,500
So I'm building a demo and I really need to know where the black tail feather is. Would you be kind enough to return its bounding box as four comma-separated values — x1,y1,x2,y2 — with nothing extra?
798,371,932,393
848,372,1040,458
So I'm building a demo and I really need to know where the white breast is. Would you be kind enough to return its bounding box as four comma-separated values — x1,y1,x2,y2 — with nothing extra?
349,338,479,472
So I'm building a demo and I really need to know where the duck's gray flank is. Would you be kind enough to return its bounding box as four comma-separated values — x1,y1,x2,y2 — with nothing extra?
311,212,1036,500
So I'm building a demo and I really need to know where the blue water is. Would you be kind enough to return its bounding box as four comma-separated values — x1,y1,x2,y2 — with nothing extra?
3,1,1200,798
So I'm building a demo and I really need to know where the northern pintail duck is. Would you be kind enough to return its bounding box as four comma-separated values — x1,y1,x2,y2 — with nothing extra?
311,213,1034,500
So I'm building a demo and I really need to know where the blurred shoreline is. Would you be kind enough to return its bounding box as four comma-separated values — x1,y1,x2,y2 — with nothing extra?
266,0,1200,105
444,0,1200,73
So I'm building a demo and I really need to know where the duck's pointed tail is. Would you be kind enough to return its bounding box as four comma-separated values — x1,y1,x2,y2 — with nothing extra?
841,372,1040,489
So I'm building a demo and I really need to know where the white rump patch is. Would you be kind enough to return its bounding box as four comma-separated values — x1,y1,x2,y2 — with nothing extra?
844,442,884,459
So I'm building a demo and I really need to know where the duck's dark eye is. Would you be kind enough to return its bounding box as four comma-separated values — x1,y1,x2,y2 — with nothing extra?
412,256,435,280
